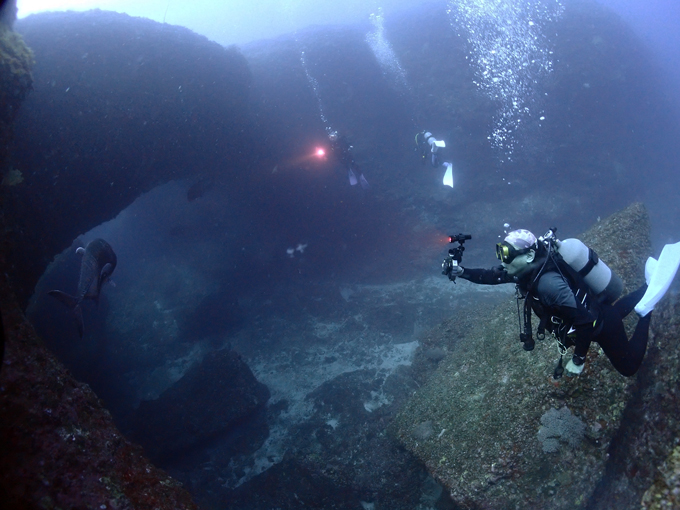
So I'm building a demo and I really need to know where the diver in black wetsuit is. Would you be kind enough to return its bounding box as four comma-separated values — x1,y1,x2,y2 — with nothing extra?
328,131,369,189
415,130,454,187
416,130,444,167
446,229,651,377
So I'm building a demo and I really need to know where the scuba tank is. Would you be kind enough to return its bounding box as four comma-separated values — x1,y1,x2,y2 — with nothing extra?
417,131,445,165
541,230,623,305
424,132,445,152
521,229,623,379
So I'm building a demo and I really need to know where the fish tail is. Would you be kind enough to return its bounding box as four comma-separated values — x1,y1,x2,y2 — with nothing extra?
48,290,85,338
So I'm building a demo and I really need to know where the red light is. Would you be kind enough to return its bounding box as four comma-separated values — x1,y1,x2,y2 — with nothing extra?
315,148,325,157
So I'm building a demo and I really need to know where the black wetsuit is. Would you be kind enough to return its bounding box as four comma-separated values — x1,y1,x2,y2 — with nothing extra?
459,261,651,377
416,131,440,167
330,135,359,175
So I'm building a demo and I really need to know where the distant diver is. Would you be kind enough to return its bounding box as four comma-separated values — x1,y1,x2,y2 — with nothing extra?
415,130,454,188
328,130,369,189
49,238,118,339
442,229,680,378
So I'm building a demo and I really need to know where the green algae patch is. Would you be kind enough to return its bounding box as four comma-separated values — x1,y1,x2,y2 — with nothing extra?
0,22,33,123
390,203,651,510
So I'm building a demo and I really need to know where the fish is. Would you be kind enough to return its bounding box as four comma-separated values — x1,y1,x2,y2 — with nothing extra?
48,238,117,338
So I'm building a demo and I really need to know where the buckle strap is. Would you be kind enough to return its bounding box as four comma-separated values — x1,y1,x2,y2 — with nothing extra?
577,247,599,277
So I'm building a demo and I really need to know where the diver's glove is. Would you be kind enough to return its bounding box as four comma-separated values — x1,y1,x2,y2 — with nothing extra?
565,355,585,375
449,265,464,278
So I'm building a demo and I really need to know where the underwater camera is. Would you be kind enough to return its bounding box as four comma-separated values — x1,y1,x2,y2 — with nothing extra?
442,233,471,281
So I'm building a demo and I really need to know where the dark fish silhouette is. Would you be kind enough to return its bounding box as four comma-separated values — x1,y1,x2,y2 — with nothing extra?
48,238,117,338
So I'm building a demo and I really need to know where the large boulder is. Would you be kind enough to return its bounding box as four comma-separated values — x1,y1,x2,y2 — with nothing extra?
389,202,677,509
133,349,270,461
223,366,441,510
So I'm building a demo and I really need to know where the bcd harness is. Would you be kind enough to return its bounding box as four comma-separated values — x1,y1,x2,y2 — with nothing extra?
515,238,602,377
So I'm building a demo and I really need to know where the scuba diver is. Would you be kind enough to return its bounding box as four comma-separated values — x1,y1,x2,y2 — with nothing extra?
416,130,446,167
328,130,369,189
415,130,454,187
443,229,679,377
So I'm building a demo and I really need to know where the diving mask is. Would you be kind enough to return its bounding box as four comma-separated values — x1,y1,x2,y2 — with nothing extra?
496,241,531,264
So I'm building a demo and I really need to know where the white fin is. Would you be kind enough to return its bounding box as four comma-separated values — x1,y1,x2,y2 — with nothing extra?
359,174,370,189
635,242,680,316
348,169,358,186
442,162,454,188
644,257,658,285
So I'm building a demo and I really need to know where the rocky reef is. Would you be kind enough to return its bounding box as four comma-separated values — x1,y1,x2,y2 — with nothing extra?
642,445,680,509
0,10,200,508
0,0,32,185
0,275,199,509
0,26,32,120
390,203,680,509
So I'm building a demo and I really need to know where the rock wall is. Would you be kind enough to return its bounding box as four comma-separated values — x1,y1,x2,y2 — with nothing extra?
0,273,199,509
5,10,253,307
0,1,32,171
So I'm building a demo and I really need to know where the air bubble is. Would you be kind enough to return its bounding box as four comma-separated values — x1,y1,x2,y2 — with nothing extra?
366,9,410,92
447,0,565,156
